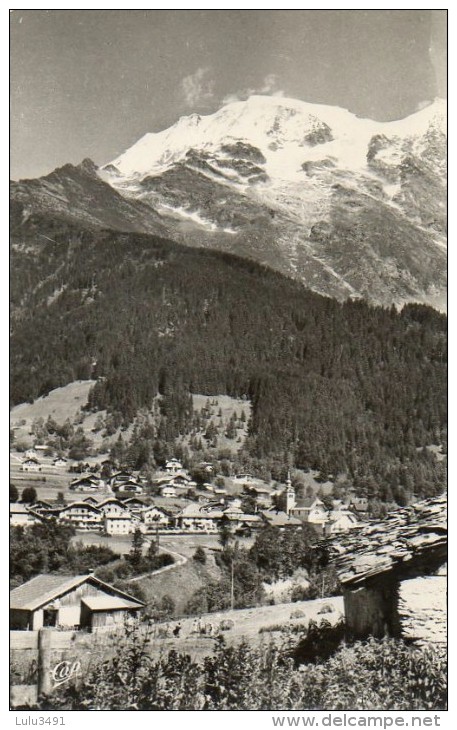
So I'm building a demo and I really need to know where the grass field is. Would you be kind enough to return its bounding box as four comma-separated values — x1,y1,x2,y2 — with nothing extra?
145,595,345,661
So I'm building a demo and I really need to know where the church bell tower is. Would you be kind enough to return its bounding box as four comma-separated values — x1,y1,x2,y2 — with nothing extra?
285,470,295,515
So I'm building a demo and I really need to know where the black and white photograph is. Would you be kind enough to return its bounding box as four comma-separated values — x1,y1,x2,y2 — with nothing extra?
9,8,448,716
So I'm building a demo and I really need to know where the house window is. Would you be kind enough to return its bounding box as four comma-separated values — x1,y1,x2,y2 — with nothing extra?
43,609,58,627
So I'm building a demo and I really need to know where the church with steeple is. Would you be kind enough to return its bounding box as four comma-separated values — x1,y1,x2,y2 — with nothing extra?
285,470,296,515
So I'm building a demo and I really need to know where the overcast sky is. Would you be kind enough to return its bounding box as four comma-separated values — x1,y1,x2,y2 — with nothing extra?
10,9,446,180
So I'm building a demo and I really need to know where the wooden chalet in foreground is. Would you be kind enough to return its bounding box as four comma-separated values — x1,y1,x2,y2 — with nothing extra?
330,494,447,644
10,574,145,632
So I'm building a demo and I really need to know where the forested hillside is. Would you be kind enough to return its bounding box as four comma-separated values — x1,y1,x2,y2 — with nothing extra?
10,212,447,502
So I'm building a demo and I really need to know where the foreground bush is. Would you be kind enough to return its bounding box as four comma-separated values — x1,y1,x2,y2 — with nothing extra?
42,626,447,711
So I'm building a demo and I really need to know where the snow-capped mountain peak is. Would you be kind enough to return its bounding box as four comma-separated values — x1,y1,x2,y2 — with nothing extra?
105,95,446,182
96,94,448,310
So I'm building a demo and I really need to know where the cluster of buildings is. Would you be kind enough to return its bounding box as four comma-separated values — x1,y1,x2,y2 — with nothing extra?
10,484,363,538
281,473,364,536
10,496,170,535
13,453,365,537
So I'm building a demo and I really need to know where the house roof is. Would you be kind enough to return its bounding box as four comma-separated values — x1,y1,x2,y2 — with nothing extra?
114,479,143,488
329,494,447,586
229,513,261,523
11,574,93,611
98,498,124,507
260,510,302,527
63,502,101,513
70,476,99,486
81,595,143,611
142,505,169,515
10,574,145,611
248,486,271,495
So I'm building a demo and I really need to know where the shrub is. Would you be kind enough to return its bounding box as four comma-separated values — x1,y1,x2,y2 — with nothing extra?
39,626,447,711
21,486,37,504
193,546,207,564
293,618,346,664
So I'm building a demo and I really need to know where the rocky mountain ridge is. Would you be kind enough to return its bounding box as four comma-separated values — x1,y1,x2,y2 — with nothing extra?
11,95,447,309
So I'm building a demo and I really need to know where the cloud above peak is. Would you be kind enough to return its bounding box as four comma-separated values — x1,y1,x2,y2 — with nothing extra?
181,67,215,108
223,74,285,104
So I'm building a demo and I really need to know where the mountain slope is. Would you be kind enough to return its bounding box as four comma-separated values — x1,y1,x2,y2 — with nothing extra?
10,158,168,236
10,213,447,501
10,95,446,309
102,95,447,309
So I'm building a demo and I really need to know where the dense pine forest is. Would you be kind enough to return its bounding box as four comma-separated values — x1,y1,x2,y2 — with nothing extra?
10,209,447,502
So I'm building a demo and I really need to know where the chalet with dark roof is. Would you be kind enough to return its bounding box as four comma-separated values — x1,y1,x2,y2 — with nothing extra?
330,494,447,644
69,475,103,492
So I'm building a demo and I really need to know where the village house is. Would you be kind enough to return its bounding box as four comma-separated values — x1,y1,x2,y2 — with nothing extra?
21,457,41,473
346,496,369,518
25,448,37,459
260,509,302,530
10,503,44,527
69,475,104,492
154,471,193,490
140,504,171,530
331,494,447,644
176,504,223,532
58,502,103,531
222,506,262,533
159,485,177,498
110,469,135,481
113,479,144,495
123,497,148,513
325,508,360,535
52,456,68,468
164,458,183,474
244,485,272,508
10,573,145,632
104,514,138,536
234,473,254,483
97,497,129,517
